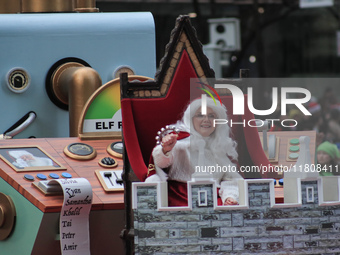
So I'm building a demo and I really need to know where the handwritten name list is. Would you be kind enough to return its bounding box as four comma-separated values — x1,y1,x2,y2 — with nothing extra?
48,178,93,255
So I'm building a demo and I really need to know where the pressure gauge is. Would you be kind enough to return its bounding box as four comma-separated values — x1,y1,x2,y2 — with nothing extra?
64,142,97,160
113,65,135,79
107,141,123,158
6,68,31,93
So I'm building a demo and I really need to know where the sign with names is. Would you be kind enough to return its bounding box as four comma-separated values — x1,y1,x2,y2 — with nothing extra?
299,0,333,8
49,178,93,255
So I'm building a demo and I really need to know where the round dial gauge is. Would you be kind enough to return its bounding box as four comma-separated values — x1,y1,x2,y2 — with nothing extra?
64,142,97,160
6,68,31,93
113,66,135,79
107,141,123,158
68,143,94,156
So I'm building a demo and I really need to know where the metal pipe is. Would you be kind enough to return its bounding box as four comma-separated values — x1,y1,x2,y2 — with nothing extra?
51,63,102,137
21,0,75,13
0,0,21,13
0,0,98,13
75,0,98,12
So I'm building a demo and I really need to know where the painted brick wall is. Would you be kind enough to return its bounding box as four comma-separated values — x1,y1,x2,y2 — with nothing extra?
133,180,340,254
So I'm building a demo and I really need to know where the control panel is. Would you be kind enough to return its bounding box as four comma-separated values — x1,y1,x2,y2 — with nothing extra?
0,12,156,138
0,137,125,254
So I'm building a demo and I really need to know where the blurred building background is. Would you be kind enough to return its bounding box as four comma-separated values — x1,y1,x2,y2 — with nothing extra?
97,0,340,78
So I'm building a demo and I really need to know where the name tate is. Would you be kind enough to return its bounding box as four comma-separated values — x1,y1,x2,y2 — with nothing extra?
62,232,75,239
63,243,78,251
62,219,72,227
63,207,82,216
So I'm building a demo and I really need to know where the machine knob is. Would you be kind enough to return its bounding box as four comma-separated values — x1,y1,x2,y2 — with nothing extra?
0,205,4,227
0,193,16,240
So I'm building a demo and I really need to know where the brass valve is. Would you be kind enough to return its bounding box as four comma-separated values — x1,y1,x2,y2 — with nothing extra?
0,193,16,240
50,62,102,137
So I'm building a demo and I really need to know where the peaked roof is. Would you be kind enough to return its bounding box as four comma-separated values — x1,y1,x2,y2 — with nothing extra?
121,15,215,98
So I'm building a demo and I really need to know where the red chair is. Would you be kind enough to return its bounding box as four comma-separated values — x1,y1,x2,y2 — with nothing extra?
120,15,273,182
119,15,272,253
121,83,271,181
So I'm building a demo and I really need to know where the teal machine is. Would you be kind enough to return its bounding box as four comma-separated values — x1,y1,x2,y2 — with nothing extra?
0,12,156,138
0,10,156,255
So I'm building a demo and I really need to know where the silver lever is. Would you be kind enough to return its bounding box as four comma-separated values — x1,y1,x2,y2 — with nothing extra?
2,111,36,138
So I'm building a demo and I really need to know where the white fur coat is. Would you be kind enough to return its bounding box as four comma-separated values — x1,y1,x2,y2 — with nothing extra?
146,136,243,203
